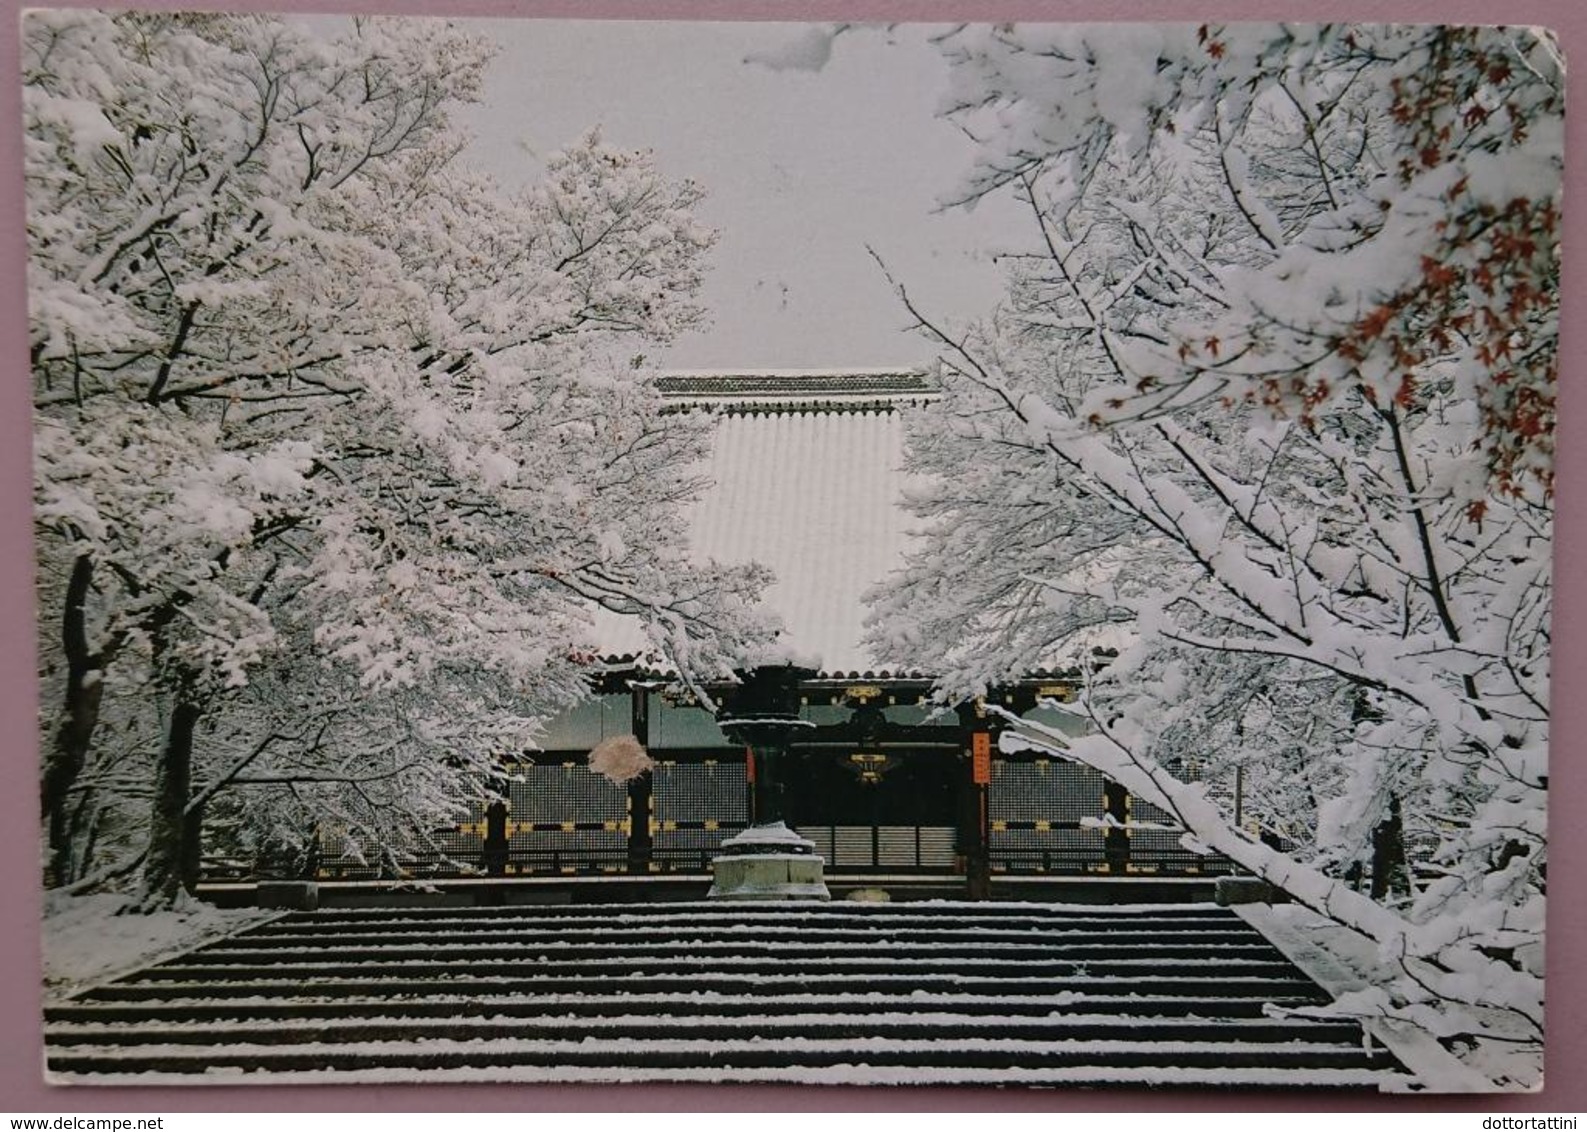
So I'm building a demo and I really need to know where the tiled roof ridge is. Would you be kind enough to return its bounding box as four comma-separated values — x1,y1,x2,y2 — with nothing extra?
667,399,923,417
656,368,938,400
594,653,1099,683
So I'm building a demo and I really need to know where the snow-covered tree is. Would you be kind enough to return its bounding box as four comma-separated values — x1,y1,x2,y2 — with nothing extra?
869,24,1557,1086
28,11,771,906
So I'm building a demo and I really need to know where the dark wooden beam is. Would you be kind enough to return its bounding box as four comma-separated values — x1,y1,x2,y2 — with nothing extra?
627,682,655,874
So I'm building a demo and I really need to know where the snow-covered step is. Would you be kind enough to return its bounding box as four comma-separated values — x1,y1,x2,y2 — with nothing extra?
47,991,1328,1024
198,933,1278,956
78,973,1331,1002
244,903,1240,927
47,1014,1369,1048
45,900,1410,1088
133,955,1311,982
50,1063,1402,1088
47,1034,1401,1076
226,924,1271,945
245,904,1240,932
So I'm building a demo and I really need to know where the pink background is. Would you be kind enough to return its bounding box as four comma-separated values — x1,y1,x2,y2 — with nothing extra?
1,0,1582,1113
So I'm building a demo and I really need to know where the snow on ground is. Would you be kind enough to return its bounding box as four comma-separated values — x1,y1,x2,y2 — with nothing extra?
42,891,277,1001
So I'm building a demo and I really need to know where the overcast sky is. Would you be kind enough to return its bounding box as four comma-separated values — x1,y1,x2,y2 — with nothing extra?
452,21,1031,371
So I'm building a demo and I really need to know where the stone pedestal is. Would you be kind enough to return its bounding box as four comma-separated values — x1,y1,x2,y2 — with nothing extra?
710,663,828,901
257,880,319,911
1214,875,1290,906
708,822,830,901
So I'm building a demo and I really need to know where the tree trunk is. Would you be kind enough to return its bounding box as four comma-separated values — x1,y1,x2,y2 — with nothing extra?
180,797,206,893
43,555,105,885
1371,794,1411,901
65,789,102,882
130,677,201,912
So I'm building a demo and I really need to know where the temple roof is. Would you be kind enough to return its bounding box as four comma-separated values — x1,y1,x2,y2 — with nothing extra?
596,370,935,678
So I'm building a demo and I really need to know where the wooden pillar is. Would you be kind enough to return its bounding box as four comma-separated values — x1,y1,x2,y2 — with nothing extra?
627,682,654,874
481,798,509,878
958,702,992,900
1104,780,1130,873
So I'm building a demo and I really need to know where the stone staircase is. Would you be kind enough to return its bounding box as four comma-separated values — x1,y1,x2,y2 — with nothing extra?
45,901,1410,1088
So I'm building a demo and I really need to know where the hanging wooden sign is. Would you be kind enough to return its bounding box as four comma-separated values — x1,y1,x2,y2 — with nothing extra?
971,732,992,785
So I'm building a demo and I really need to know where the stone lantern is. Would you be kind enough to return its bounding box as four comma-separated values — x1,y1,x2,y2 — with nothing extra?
708,662,830,901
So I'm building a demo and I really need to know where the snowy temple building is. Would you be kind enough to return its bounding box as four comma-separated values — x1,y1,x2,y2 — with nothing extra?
311,370,1233,898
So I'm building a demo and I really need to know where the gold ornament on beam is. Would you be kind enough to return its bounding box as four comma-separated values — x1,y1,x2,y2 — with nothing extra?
842,751,895,785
